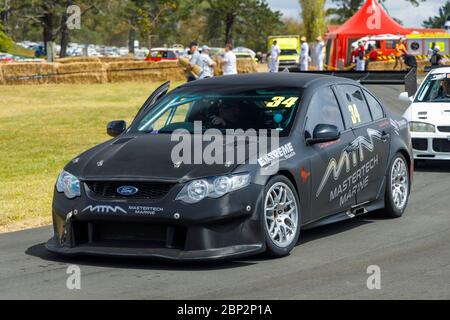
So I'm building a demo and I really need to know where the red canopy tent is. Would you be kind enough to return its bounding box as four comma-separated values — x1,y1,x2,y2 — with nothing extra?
325,0,412,68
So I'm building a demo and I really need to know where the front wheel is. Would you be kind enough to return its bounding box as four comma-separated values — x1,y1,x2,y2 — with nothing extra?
382,153,410,218
262,176,301,258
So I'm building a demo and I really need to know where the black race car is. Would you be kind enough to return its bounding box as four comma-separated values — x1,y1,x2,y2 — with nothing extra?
46,73,413,261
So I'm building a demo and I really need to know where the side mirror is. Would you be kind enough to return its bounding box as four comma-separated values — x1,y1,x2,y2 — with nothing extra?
107,120,126,137
307,124,340,145
399,92,413,103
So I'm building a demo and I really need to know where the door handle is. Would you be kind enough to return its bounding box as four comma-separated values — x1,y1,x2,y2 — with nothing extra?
380,132,390,142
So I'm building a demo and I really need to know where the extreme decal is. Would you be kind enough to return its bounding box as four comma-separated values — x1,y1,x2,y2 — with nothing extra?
316,128,385,200
257,142,296,167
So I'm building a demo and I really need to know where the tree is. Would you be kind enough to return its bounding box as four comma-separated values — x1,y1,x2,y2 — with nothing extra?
204,0,282,49
327,0,425,25
299,0,326,42
422,0,450,28
0,22,13,52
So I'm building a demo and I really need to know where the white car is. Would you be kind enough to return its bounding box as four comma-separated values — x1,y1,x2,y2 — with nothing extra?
400,66,450,161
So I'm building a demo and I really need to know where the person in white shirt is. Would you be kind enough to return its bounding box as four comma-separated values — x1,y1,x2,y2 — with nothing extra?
187,41,201,82
199,45,216,79
300,36,309,71
315,36,325,71
269,40,281,72
222,44,237,75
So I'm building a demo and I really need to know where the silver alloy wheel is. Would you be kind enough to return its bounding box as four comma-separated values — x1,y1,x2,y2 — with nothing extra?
391,157,409,210
264,182,298,248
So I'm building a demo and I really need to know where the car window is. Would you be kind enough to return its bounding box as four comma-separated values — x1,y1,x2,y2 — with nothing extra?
135,88,302,136
305,87,344,134
363,90,384,120
338,85,373,128
415,74,450,103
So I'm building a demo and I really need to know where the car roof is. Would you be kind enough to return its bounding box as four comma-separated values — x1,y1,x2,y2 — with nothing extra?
430,66,450,74
181,73,355,89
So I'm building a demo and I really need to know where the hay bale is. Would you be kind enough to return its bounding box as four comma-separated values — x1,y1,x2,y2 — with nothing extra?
56,62,106,74
237,58,258,74
178,56,201,78
0,65,4,85
56,57,101,64
55,72,107,84
99,56,137,63
108,67,185,83
1,62,58,85
1,62,57,78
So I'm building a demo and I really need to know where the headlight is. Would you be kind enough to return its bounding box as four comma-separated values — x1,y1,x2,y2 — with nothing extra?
176,173,251,204
56,170,81,199
409,121,435,133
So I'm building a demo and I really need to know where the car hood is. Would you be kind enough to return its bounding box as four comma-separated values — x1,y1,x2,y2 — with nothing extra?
64,134,258,182
404,102,450,125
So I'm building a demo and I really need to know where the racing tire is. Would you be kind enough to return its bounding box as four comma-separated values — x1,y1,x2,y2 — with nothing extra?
262,175,301,258
382,153,410,218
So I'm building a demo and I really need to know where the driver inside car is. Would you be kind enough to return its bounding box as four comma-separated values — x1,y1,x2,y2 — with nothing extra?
433,78,450,101
209,101,262,130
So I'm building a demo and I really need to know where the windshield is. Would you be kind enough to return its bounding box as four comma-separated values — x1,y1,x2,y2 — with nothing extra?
415,73,450,103
134,88,301,136
280,49,298,56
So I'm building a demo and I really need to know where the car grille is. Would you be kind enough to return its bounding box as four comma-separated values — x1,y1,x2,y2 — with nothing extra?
85,181,175,201
437,126,450,133
279,60,297,65
412,138,428,151
433,139,450,153
72,221,187,249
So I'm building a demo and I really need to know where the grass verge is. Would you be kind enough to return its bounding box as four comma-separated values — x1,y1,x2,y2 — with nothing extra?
0,81,182,232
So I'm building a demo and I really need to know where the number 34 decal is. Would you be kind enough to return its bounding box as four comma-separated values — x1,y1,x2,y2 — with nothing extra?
348,104,361,124
266,96,299,108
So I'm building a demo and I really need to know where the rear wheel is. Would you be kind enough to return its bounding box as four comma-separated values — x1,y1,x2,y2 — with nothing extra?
262,176,301,258
383,153,410,218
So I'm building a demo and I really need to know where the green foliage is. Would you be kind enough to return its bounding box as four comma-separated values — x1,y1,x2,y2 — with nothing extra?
422,1,450,28
203,0,283,51
299,0,326,41
0,23,13,52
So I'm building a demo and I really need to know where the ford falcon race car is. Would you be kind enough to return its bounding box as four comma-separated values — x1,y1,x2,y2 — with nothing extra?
46,73,412,261
400,66,450,161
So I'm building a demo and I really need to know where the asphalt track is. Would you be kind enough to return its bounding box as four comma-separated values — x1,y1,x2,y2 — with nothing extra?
1,85,449,300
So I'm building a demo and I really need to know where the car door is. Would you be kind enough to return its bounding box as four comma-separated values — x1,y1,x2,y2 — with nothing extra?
304,86,357,221
335,84,390,205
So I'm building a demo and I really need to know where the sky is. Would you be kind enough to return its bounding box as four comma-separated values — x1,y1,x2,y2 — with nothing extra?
266,0,445,28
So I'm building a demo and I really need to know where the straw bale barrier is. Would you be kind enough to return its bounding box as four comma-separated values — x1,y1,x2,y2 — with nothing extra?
54,72,108,84
237,58,258,74
0,64,4,85
1,62,58,85
108,60,185,83
0,56,260,85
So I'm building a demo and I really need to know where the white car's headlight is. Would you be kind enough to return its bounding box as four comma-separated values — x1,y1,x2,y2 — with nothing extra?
409,121,435,133
176,173,251,204
56,170,81,199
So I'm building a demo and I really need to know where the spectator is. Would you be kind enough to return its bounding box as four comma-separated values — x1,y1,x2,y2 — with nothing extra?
222,43,238,75
269,40,281,72
187,41,201,82
356,41,366,71
199,45,216,79
300,36,309,71
394,38,407,70
366,45,379,70
430,45,444,66
315,36,325,71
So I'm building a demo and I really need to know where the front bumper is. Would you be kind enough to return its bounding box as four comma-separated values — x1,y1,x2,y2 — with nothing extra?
46,183,266,261
411,132,450,160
